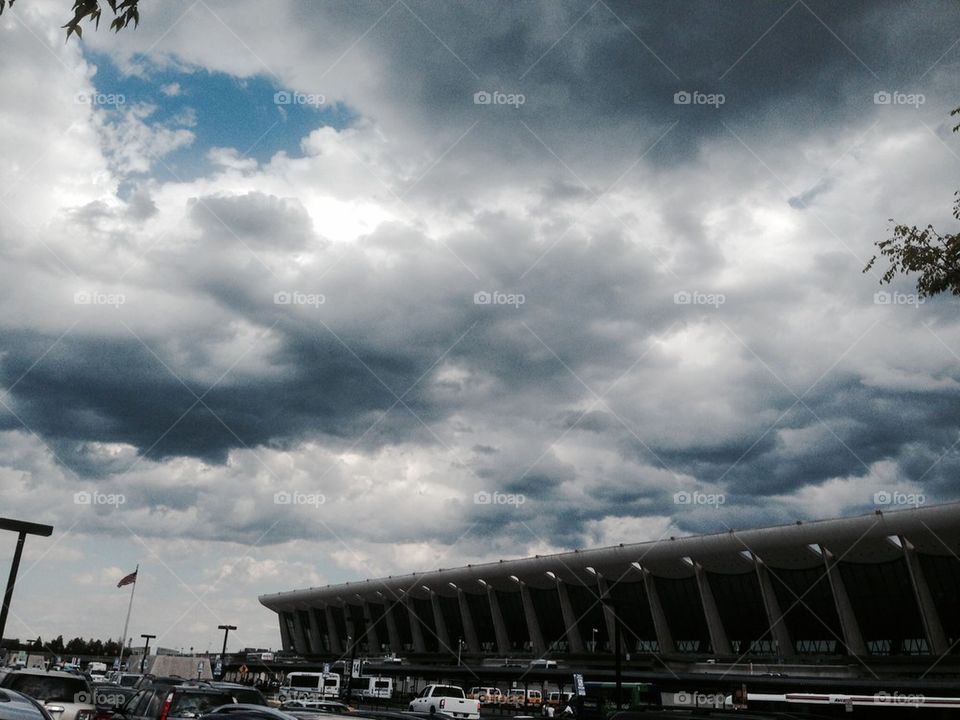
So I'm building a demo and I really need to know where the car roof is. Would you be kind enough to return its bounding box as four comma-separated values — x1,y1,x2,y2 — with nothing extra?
4,671,79,679
0,689,52,720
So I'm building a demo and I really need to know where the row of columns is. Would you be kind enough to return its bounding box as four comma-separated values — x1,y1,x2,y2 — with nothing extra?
279,539,949,659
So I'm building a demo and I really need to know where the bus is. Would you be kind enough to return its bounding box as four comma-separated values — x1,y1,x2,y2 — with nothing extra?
279,672,341,702
246,652,275,662
357,676,393,700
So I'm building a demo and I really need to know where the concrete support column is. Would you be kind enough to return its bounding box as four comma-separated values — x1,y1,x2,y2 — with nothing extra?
822,548,867,656
344,607,358,650
901,538,948,655
406,599,427,653
363,602,382,652
291,610,309,655
595,576,617,652
307,608,324,655
641,570,675,654
457,590,480,653
430,593,452,651
693,563,732,655
278,612,293,653
518,584,546,656
556,581,585,653
487,588,511,654
324,605,343,654
384,602,402,653
754,560,795,659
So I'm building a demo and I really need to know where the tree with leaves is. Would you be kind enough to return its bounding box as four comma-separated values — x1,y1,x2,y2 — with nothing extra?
864,108,960,297
0,0,139,39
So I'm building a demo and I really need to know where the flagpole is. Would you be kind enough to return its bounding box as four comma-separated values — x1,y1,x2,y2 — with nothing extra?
117,564,139,671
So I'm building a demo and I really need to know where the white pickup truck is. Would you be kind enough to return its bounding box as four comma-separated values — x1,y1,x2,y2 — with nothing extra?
409,685,480,719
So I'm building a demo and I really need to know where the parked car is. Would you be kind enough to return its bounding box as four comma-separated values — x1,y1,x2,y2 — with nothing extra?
0,688,55,720
106,678,141,691
408,686,479,720
0,670,95,720
197,687,264,708
88,683,136,717
198,706,292,720
130,680,185,692
117,685,236,720
277,701,350,716
546,692,573,707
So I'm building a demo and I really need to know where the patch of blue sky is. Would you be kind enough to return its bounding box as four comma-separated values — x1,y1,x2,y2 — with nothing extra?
86,52,358,182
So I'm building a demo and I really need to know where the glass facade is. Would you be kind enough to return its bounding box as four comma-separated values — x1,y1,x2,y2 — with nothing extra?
838,558,925,655
654,575,711,653
767,565,841,654
707,571,770,655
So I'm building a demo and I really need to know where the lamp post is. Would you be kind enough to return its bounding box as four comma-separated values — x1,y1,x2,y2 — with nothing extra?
591,627,598,654
218,625,236,679
0,519,54,644
457,638,464,667
140,634,156,674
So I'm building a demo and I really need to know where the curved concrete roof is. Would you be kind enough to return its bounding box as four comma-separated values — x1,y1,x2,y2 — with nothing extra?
259,502,960,611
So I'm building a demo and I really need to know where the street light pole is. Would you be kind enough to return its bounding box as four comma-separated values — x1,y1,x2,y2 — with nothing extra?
140,634,156,674
0,519,53,644
591,628,597,654
218,625,236,679
457,638,463,666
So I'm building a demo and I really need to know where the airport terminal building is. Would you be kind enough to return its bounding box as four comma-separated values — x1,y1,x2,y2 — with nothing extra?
259,503,960,662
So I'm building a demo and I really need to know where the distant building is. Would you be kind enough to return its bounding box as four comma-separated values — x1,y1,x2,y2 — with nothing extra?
260,503,960,661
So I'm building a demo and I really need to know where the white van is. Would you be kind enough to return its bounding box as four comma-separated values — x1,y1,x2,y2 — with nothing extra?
279,672,341,702
506,689,542,707
358,676,393,699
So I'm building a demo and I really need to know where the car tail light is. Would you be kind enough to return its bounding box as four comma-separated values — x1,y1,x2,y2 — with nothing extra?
440,699,446,710
159,692,174,720
94,711,114,720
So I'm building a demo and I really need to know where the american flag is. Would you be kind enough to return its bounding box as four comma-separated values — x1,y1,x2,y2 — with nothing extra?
117,570,137,588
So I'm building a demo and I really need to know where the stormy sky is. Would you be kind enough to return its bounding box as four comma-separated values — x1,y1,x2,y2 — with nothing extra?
1,0,959,652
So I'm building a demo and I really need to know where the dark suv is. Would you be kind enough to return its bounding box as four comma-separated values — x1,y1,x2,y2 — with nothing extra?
117,686,235,720
195,687,262,708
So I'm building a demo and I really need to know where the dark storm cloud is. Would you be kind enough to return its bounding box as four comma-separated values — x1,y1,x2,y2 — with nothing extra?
3,0,960,559
189,192,317,249
333,0,960,169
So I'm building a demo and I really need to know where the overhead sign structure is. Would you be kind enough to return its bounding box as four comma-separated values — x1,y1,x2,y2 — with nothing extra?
0,518,54,644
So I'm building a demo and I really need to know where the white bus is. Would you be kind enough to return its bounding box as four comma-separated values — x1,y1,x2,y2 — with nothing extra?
357,676,393,699
246,652,275,662
279,672,341,702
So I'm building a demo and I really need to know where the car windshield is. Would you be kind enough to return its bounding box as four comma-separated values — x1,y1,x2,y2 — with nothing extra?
169,693,235,718
4,676,88,703
118,677,140,688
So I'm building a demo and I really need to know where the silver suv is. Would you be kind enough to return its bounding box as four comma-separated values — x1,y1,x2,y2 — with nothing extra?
0,670,94,720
